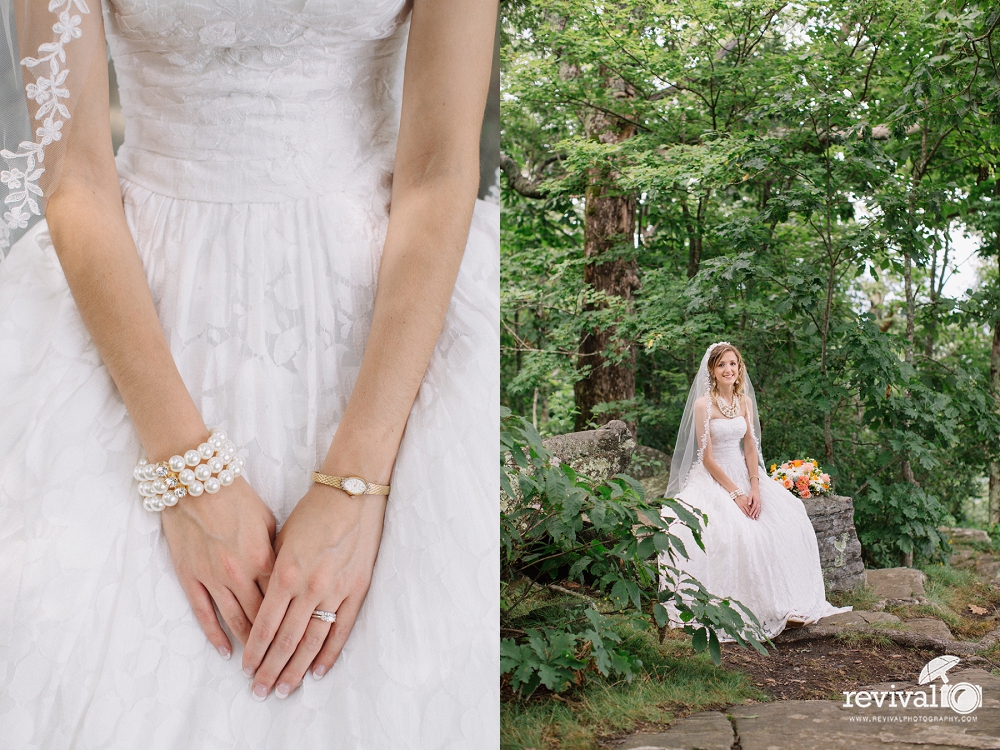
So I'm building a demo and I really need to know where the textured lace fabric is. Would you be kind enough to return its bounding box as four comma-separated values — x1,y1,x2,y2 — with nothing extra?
659,418,851,643
0,0,500,748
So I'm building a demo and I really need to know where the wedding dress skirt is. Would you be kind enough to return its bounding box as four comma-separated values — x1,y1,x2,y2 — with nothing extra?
659,417,850,643
0,1,499,748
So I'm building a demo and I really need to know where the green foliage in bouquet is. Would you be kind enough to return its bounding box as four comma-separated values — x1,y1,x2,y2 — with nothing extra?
501,409,769,697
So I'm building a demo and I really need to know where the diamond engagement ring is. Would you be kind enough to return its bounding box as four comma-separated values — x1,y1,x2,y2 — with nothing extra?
311,609,337,623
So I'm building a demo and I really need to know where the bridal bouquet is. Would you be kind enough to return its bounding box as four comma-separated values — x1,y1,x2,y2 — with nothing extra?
769,458,831,499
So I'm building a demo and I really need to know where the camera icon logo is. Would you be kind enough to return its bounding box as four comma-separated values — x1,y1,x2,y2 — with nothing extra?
941,682,983,715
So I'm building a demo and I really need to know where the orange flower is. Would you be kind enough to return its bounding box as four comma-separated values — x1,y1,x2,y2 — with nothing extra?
783,479,792,489
800,490,812,498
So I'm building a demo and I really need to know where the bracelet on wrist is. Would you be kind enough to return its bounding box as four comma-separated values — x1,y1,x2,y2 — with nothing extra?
133,428,245,512
728,488,743,501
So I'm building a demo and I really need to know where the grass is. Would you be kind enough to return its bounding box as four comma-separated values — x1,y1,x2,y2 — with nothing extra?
827,584,881,611
501,617,766,750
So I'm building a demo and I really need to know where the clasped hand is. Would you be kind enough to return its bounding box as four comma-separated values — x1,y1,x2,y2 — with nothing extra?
734,486,761,520
161,478,387,701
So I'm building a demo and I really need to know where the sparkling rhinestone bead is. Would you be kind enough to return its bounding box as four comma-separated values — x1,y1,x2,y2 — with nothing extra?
194,464,211,482
165,476,178,489
168,455,186,473
204,477,221,494
184,450,201,466
188,480,205,497
155,462,170,478
198,443,214,459
207,457,224,474
218,470,234,486
179,468,196,485
174,486,187,500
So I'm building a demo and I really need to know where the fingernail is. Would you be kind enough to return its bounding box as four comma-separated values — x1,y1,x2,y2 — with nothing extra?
252,684,268,701
312,665,326,679
243,666,255,677
217,646,232,660
275,683,290,699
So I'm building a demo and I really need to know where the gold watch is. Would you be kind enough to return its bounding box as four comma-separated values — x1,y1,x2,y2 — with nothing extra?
311,471,390,497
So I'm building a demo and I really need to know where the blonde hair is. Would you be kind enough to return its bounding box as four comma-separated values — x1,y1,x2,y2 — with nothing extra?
706,343,746,399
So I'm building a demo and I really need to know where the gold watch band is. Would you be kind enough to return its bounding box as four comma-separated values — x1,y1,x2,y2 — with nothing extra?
311,471,390,497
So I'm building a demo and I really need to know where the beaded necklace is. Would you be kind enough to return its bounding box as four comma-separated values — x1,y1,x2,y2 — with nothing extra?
714,392,741,419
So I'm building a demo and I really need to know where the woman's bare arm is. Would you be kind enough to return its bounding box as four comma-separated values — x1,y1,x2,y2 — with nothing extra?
39,15,276,658
241,0,499,699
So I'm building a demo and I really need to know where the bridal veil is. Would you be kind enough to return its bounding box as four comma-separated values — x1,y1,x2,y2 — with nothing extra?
1,0,105,255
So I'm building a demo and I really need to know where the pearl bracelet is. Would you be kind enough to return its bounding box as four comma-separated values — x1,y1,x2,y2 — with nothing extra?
133,428,245,512
728,488,743,501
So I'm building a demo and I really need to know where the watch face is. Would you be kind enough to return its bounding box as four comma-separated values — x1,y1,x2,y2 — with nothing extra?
341,477,367,496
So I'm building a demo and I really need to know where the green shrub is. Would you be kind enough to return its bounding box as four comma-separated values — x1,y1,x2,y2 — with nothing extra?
501,408,768,697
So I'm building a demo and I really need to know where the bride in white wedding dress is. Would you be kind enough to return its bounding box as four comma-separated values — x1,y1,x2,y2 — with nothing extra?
0,0,498,748
659,342,850,643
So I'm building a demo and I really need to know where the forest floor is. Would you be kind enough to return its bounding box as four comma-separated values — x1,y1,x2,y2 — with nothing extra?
501,533,1000,750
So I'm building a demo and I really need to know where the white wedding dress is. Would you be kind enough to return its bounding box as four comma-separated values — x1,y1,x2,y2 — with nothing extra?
659,417,850,643
0,0,499,748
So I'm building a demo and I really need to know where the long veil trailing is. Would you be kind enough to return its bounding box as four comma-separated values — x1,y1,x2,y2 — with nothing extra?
1,0,106,255
665,341,767,498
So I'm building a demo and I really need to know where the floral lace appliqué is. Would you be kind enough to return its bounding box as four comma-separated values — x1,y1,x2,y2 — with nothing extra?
0,0,89,251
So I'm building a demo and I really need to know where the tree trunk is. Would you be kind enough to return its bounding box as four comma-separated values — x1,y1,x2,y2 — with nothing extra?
989,319,1000,525
574,105,639,436
991,219,1000,525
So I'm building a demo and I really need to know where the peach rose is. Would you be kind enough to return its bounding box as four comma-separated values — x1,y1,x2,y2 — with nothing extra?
783,479,792,488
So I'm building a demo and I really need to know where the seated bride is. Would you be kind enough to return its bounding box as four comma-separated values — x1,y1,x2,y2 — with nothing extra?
659,341,851,642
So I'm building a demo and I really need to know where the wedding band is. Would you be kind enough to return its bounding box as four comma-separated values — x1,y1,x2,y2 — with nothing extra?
311,610,337,623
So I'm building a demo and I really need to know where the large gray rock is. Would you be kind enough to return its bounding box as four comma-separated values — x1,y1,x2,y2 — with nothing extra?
816,611,901,628
624,445,671,480
940,526,992,545
541,420,636,482
801,494,866,592
903,617,953,640
865,567,926,599
616,711,733,750
727,668,1000,749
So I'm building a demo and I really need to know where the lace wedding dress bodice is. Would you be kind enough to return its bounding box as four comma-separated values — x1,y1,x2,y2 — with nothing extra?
708,417,747,465
105,0,412,202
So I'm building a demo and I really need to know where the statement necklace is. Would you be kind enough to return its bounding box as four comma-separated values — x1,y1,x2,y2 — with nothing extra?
715,392,741,419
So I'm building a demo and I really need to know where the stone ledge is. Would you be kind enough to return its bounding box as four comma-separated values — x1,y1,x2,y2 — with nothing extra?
541,420,636,482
